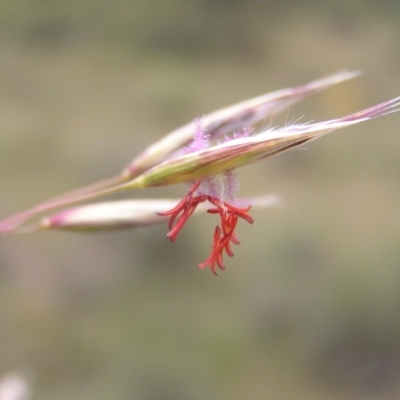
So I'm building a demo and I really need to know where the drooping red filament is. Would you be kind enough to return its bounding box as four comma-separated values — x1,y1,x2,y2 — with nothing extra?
200,197,253,274
159,182,254,274
157,181,208,242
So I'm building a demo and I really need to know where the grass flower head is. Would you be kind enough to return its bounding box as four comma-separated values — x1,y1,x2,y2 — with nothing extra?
0,71,399,275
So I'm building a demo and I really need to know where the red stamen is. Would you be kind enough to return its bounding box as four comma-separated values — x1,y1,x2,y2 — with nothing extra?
198,226,225,275
157,181,203,229
166,196,207,242
208,197,254,224
158,182,208,242
198,198,253,274
159,182,254,274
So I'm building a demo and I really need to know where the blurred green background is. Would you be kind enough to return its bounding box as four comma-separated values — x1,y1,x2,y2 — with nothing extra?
1,1,400,399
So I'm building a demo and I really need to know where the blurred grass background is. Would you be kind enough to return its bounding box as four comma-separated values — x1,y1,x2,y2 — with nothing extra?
1,1,400,399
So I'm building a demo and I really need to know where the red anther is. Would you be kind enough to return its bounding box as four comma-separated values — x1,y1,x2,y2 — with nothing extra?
198,226,225,275
159,182,254,274
159,182,209,242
